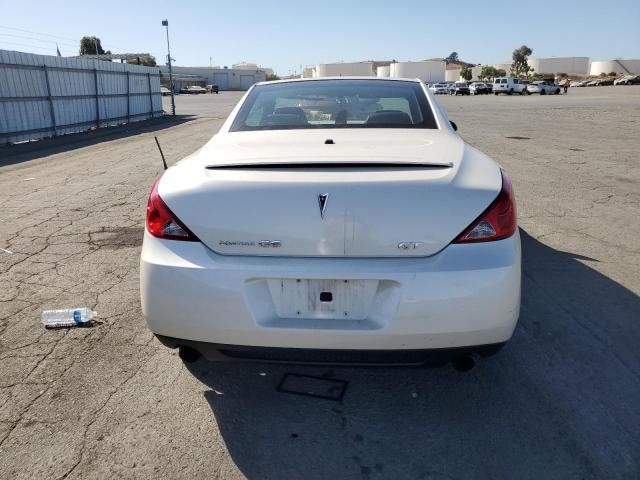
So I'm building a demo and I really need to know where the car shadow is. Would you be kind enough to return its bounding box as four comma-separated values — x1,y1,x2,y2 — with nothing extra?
0,114,196,167
184,228,640,480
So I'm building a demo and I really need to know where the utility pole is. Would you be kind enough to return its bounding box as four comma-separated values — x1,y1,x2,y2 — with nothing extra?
162,19,176,116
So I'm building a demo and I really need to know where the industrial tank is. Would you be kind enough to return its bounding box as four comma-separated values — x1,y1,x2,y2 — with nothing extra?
390,61,445,82
590,59,640,75
376,65,390,77
315,62,375,77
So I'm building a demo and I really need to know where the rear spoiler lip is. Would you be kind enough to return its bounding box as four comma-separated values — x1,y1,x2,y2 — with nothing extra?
205,161,454,169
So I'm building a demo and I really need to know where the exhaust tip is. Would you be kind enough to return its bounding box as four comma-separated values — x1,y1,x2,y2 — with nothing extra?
451,354,476,372
178,346,201,364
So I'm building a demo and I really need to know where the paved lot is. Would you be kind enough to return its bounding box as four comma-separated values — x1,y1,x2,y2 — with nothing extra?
1,86,639,479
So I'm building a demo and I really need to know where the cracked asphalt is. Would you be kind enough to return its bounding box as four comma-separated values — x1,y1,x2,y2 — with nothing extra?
1,87,639,479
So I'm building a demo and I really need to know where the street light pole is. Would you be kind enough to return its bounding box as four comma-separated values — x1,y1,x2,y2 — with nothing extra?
162,19,176,116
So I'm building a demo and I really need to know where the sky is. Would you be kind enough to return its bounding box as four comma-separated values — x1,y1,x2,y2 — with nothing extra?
1,0,639,75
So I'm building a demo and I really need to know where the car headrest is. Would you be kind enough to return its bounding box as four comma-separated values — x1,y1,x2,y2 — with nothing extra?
262,113,309,127
273,107,308,122
365,111,412,126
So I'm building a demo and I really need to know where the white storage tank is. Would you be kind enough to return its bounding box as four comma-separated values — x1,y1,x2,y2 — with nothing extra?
302,67,315,78
529,57,589,76
232,62,259,70
590,59,640,76
377,65,390,77
445,69,461,82
390,61,445,82
315,62,375,77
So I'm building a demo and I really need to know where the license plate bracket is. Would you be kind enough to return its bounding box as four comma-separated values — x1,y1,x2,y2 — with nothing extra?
266,278,378,320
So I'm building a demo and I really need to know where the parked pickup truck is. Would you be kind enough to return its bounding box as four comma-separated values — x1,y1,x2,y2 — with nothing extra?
526,81,561,95
493,77,527,95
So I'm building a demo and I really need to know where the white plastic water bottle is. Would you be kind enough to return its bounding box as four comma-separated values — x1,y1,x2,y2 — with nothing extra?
41,308,97,328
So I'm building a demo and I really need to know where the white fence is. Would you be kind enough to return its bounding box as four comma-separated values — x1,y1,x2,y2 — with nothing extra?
0,50,163,145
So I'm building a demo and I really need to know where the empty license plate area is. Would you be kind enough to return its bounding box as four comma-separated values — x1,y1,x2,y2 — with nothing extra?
266,279,379,320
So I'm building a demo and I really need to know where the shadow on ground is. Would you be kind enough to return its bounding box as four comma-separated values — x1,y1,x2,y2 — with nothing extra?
184,229,640,480
0,115,196,167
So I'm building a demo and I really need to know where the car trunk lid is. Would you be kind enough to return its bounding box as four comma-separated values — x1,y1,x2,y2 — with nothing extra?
159,130,501,257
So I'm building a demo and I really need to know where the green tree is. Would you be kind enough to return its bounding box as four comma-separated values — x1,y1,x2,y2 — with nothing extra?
460,65,472,81
479,65,499,81
266,73,280,81
608,71,618,77
127,55,157,67
510,45,534,78
496,68,507,77
446,51,459,63
79,36,109,55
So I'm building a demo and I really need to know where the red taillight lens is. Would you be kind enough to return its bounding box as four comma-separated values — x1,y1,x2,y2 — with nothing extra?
453,170,517,243
146,176,199,242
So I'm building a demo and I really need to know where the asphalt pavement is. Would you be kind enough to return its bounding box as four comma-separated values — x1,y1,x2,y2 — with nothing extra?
1,86,639,479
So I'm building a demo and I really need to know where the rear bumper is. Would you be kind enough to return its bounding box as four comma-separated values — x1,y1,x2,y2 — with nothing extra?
140,230,521,351
156,335,507,365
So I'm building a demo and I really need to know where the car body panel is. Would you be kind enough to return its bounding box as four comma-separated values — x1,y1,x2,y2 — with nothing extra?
141,230,521,350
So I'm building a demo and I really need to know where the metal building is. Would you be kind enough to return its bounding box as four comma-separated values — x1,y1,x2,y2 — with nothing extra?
157,65,267,91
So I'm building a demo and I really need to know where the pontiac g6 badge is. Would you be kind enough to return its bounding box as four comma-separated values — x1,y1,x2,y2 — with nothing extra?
318,193,329,219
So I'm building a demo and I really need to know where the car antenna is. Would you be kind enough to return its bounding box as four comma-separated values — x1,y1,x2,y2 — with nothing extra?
154,136,168,170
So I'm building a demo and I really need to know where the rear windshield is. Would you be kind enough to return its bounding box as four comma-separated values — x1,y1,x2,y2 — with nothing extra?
229,79,438,131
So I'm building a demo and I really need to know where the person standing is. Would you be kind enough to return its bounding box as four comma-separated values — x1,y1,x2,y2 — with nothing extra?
564,78,570,94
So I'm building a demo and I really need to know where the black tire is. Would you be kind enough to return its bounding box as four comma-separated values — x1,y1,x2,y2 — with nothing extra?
556,89,560,95
540,89,546,95
494,92,498,95
507,89,513,95
475,343,506,358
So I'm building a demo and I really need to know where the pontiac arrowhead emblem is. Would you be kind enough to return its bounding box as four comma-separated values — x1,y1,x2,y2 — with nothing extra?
318,193,329,219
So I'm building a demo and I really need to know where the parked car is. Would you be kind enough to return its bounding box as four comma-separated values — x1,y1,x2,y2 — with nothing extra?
160,86,171,96
485,82,493,93
493,77,527,95
429,83,448,95
207,84,220,94
180,85,207,94
614,75,640,85
526,80,561,95
140,78,521,365
597,78,614,86
450,82,470,95
469,82,489,95
585,80,599,87
571,80,587,87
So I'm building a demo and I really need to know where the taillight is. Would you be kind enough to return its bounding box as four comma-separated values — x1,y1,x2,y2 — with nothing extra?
146,176,199,241
453,170,517,243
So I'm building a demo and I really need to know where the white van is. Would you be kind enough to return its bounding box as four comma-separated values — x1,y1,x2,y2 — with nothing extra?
493,77,527,95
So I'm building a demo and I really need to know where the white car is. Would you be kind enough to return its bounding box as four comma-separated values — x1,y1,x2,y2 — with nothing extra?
614,75,640,85
429,83,448,95
526,81,561,95
493,77,527,95
140,78,521,365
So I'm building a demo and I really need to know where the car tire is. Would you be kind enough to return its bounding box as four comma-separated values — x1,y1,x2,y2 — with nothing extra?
556,88,560,94
507,89,513,95
475,343,506,358
494,92,498,95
